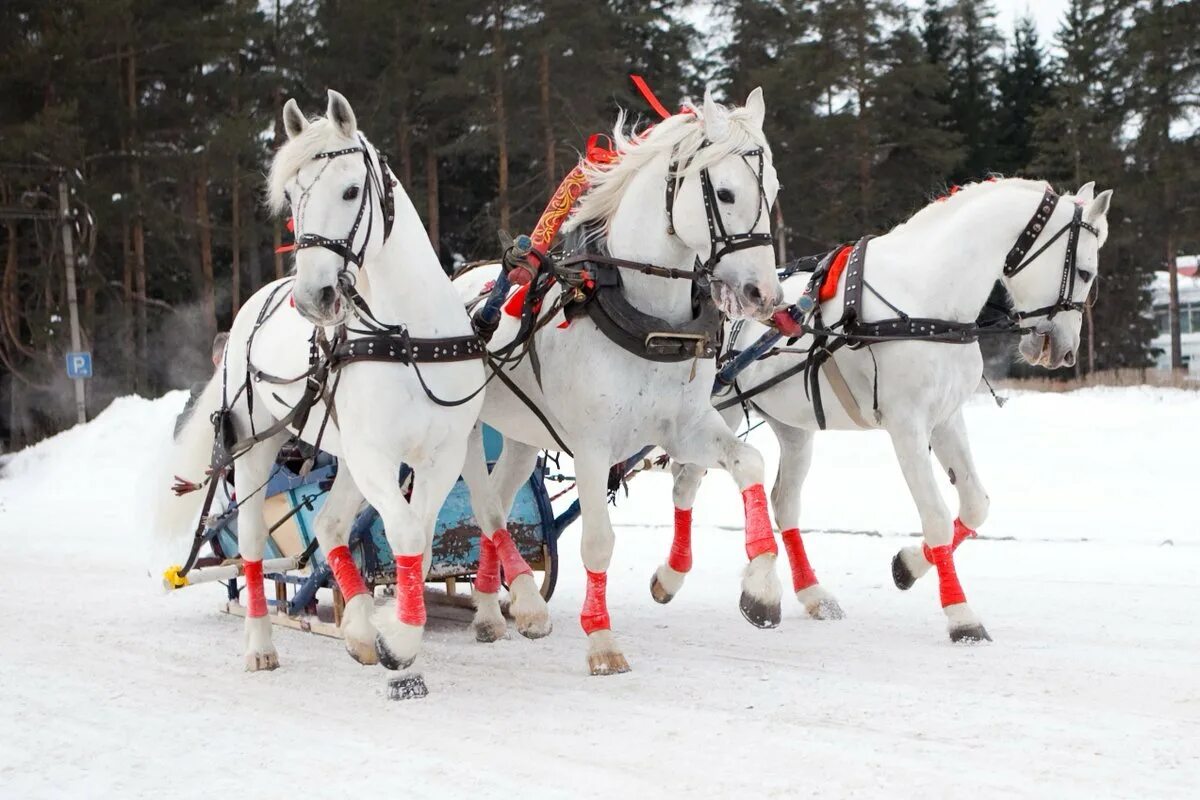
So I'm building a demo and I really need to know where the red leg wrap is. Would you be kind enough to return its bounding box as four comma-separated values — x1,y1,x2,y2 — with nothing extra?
922,518,978,563
580,569,611,634
325,545,368,602
492,529,533,583
667,507,693,573
780,529,818,592
742,484,778,560
243,560,267,618
925,544,967,607
952,518,977,550
394,554,426,626
475,535,500,595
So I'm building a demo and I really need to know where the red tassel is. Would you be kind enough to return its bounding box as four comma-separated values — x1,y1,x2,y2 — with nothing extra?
171,475,201,496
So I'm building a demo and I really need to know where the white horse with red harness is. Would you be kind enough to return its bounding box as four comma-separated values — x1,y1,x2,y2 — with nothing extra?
454,89,787,675
155,91,486,673
660,178,1113,642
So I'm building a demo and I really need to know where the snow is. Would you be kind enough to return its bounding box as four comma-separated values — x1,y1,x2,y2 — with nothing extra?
1,388,1198,797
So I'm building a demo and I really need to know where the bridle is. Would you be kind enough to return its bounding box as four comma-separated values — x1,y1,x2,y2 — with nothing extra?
664,144,775,284
288,134,396,279
1003,185,1100,322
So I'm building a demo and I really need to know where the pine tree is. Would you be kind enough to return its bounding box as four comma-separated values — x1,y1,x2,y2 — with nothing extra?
945,0,1002,180
995,15,1051,175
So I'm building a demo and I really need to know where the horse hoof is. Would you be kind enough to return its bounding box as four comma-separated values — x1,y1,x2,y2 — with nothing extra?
809,597,846,621
739,591,781,629
949,624,992,643
516,616,552,640
587,651,632,676
375,633,416,671
892,551,917,591
245,651,279,672
345,638,380,666
387,673,429,701
473,618,506,643
650,573,675,604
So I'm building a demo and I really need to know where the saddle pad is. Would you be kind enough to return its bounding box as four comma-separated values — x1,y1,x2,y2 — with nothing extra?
819,244,854,302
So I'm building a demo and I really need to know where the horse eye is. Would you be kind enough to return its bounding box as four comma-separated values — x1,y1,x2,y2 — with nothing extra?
1078,269,1093,282
343,185,360,201
716,188,735,204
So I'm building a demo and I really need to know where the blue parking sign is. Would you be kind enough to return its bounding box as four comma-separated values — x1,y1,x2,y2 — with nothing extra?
66,351,93,379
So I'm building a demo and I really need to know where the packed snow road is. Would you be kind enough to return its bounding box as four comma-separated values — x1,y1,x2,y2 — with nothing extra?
0,388,1196,798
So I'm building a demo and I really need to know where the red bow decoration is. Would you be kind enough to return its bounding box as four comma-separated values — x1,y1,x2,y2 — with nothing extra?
275,217,296,254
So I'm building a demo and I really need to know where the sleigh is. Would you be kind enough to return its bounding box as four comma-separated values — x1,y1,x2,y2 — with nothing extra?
171,425,580,638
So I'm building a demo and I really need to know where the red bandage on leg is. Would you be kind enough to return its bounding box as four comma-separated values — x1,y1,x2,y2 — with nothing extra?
475,535,500,595
780,529,818,592
491,529,533,583
325,545,368,602
925,544,967,607
580,569,611,634
242,559,267,618
668,507,693,573
952,518,977,550
742,484,778,560
393,554,426,627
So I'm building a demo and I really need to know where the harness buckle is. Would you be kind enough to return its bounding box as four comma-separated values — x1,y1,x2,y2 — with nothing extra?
644,331,714,358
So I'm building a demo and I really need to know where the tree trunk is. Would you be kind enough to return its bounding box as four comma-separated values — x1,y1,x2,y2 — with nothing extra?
126,45,148,389
196,161,217,340
1167,231,1181,370
425,144,440,255
492,1,511,232
273,85,286,280
773,200,786,265
539,42,555,193
231,169,241,317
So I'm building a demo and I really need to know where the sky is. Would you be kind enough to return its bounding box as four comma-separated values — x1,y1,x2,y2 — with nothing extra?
952,0,1071,41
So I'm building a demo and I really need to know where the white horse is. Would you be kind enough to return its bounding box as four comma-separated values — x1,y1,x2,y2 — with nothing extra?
660,178,1113,641
155,91,485,672
454,89,787,676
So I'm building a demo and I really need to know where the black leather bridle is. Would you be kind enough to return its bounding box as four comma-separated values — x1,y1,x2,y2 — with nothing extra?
289,134,396,275
664,144,775,284
1003,185,1100,321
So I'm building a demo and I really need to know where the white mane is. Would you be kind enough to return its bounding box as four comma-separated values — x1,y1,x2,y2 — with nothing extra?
889,177,1051,236
564,101,771,233
267,117,362,215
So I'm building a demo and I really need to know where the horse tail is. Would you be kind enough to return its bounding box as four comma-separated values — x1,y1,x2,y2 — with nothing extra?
150,369,227,553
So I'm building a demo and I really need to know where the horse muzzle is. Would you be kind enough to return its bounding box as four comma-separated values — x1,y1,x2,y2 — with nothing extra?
294,284,346,327
1019,323,1078,369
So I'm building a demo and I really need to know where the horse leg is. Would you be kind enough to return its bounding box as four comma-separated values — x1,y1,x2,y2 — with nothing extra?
310,473,377,665
888,422,990,643
233,430,290,671
573,450,630,675
891,409,988,591
482,437,550,638
336,445,427,671
765,418,843,620
666,412,782,629
459,426,508,642
650,461,707,604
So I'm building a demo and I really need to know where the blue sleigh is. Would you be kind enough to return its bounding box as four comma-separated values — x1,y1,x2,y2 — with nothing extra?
191,426,581,636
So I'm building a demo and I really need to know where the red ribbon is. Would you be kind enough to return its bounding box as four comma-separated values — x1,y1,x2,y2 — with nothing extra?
276,217,296,253
585,133,617,164
630,74,672,121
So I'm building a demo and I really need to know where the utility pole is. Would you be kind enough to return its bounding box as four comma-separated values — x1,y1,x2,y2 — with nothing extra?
58,171,87,424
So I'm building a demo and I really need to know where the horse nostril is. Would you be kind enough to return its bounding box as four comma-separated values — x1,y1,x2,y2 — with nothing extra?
1063,350,1076,367
742,283,763,306
318,285,337,309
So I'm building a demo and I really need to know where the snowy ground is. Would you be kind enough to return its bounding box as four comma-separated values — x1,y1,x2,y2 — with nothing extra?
1,388,1197,798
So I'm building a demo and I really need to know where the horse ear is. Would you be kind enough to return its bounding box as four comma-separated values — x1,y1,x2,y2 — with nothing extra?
326,89,357,137
702,87,729,140
744,86,766,130
283,99,308,140
1076,181,1096,203
1086,189,1113,223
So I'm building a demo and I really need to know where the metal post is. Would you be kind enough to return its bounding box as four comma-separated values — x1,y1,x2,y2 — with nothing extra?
58,172,87,424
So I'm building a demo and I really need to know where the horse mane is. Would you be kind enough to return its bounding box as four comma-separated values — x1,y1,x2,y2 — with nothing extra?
888,177,1050,236
267,117,363,215
564,101,770,234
